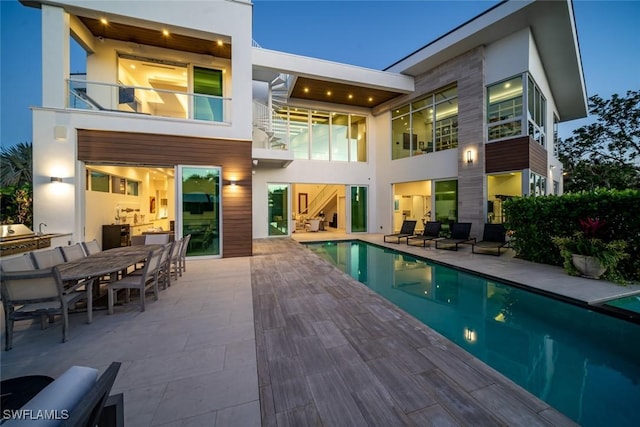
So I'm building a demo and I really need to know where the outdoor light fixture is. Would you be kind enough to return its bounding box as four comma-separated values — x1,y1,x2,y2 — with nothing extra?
50,177,63,183
466,150,473,164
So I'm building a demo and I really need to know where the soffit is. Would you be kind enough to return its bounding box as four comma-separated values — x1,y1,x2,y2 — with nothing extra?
78,16,232,59
290,77,403,108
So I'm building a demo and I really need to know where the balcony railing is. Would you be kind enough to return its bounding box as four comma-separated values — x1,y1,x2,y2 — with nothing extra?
67,78,231,124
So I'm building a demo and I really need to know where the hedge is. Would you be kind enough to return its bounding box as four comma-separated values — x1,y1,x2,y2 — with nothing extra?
503,189,640,282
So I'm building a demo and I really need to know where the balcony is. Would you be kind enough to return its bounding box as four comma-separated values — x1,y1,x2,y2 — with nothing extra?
67,78,231,124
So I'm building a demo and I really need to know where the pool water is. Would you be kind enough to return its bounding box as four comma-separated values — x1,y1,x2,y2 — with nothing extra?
305,240,640,426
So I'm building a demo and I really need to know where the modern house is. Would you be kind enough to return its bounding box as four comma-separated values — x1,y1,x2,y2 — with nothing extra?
22,0,587,258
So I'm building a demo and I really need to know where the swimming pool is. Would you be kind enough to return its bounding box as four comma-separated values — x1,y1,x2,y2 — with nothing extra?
304,240,640,426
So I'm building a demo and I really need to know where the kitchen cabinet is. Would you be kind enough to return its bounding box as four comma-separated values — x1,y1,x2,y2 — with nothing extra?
102,224,131,250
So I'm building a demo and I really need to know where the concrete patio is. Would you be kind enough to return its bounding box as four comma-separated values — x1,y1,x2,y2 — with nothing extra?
2,235,639,425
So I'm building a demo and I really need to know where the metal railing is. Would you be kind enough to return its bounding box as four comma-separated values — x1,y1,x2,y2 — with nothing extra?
67,78,231,124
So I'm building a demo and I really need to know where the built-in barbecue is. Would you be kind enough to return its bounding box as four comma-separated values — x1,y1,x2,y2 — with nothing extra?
0,224,54,256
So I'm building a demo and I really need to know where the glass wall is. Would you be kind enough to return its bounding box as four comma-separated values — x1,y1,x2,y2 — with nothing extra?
434,180,458,234
487,76,523,141
530,172,547,196
331,113,349,162
350,186,367,232
193,67,224,122
273,107,367,162
487,74,546,145
487,173,522,223
179,166,220,257
392,86,458,160
311,111,330,160
290,108,310,159
268,184,289,236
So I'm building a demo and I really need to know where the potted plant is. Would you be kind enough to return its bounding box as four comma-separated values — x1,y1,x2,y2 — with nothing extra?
553,217,628,281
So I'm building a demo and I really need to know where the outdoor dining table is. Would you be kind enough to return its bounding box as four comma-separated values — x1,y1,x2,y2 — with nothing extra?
56,244,163,323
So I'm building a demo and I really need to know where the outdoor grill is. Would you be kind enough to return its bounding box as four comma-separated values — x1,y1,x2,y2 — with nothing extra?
0,224,53,256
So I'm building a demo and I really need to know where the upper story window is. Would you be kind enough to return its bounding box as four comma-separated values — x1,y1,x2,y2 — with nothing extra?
277,107,367,162
391,86,458,160
527,76,546,146
487,76,523,141
487,74,546,146
68,55,229,123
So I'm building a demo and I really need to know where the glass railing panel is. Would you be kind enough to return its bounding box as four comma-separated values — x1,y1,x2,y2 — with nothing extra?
67,79,231,124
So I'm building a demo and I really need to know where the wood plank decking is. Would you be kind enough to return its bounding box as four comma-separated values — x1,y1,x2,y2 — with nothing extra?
252,238,576,426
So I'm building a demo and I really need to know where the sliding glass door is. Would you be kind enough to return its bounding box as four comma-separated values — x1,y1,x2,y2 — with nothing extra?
268,184,289,236
350,186,367,233
178,166,221,257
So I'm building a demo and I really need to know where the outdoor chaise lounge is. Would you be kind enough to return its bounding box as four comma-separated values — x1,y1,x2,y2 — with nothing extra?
435,222,475,251
384,220,417,243
472,223,508,256
407,221,442,247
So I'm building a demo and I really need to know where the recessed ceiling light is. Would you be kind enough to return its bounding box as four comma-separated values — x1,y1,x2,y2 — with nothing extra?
162,29,170,37
505,82,511,88
100,18,108,25
327,91,332,96
368,97,373,102
304,87,309,93
348,94,353,99
217,40,224,46
130,64,136,69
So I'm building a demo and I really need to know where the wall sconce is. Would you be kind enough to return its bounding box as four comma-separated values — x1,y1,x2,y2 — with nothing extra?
228,180,237,186
50,177,63,183
54,126,67,141
466,150,473,164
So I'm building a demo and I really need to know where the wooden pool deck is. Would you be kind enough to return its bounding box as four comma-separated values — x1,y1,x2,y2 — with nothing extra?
253,237,579,426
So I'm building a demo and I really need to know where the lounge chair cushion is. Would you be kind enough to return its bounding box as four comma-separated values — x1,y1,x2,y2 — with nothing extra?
5,366,98,426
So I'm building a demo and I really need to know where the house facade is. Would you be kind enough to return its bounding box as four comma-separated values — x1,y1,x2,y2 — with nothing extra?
22,0,586,258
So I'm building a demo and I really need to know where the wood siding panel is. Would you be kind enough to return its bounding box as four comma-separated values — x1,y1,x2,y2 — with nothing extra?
485,136,549,177
485,137,530,173
78,129,252,258
529,142,548,176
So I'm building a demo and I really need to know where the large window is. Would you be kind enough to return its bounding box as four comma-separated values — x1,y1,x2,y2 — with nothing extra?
527,76,546,146
392,86,458,160
280,107,367,162
529,172,547,196
268,184,289,236
487,76,523,141
487,74,546,145
434,180,458,234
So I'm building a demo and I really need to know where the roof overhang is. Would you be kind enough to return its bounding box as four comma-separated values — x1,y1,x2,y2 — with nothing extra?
252,48,414,108
385,0,587,121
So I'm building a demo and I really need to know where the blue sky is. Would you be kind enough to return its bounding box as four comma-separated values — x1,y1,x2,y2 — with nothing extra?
1,0,639,148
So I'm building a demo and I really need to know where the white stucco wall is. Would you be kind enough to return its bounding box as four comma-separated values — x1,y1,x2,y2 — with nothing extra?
485,28,529,86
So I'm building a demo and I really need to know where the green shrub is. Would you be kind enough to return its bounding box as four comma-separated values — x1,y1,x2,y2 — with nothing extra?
504,189,640,282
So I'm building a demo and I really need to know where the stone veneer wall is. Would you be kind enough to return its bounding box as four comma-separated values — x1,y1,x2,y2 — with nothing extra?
411,47,486,239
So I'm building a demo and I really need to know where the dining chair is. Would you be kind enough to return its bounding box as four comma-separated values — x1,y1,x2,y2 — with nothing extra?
169,238,183,280
1,267,84,350
1,253,36,272
144,234,170,245
179,234,191,275
82,239,102,256
61,243,87,262
158,241,175,289
30,247,65,269
106,248,162,314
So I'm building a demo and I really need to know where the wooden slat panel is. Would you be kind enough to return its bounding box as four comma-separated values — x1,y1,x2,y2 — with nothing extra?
485,137,530,173
529,142,548,176
78,129,252,258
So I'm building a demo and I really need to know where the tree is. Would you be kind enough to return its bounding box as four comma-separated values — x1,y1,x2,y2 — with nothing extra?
558,90,640,192
1,142,33,226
